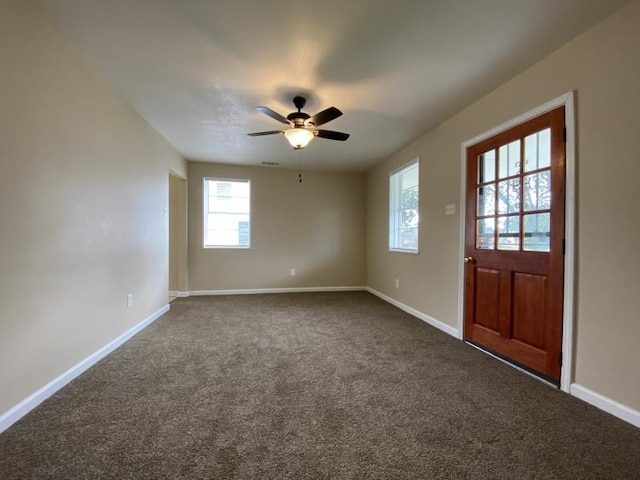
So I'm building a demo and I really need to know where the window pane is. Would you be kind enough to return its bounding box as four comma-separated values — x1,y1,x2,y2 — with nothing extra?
524,128,551,172
497,215,520,251
208,213,250,228
401,207,419,227
478,150,496,183
216,182,232,197
210,196,250,214
204,179,251,247
498,178,520,214
207,215,250,246
399,226,418,250
524,213,550,252
499,140,521,178
401,165,419,190
238,221,250,246
476,218,495,250
402,185,419,210
477,185,496,217
523,171,551,212
390,160,419,251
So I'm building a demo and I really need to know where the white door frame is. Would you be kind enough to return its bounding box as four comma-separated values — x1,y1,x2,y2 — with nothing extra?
457,91,576,392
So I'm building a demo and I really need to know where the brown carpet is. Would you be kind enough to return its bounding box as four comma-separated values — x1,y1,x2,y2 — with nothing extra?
1,292,639,479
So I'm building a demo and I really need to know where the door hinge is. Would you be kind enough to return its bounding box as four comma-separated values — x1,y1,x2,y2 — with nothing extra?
559,351,563,366
562,127,567,143
562,239,566,254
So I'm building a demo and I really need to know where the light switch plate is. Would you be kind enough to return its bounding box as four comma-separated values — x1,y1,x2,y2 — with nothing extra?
445,203,456,215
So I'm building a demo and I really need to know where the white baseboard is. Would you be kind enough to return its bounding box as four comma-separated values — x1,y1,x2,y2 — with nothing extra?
0,304,170,435
169,291,188,298
366,287,459,338
570,383,640,428
188,286,367,296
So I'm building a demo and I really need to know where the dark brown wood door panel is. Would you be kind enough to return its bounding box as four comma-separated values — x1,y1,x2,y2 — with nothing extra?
464,106,565,382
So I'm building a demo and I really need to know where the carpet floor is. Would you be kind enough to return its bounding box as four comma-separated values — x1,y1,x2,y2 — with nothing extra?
1,292,639,479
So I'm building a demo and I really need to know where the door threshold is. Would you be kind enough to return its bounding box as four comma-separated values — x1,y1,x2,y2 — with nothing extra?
465,340,560,388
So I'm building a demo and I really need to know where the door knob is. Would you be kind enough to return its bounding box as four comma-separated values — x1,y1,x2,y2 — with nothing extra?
464,256,474,264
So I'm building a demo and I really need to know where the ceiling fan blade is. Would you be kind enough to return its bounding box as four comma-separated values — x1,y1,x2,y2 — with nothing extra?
316,129,350,141
247,130,283,136
309,107,342,127
256,106,290,125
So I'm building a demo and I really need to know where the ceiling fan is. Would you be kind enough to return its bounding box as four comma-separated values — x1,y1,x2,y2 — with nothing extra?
248,96,350,150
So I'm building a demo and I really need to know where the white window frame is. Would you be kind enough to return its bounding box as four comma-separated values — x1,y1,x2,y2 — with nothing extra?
203,177,251,249
389,158,420,254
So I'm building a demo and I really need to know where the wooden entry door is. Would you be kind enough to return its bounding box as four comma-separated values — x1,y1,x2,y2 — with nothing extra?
464,107,565,383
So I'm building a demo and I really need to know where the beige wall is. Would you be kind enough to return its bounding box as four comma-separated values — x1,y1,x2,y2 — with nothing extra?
367,0,640,410
0,2,187,416
169,174,188,294
188,162,366,291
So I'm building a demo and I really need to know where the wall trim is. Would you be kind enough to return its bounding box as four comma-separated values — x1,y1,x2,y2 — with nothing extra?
366,287,459,338
0,304,170,435
168,291,189,299
571,384,640,428
458,91,577,393
188,286,367,296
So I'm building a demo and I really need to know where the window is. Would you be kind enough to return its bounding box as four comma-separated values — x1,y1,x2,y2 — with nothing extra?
389,159,419,252
203,178,250,248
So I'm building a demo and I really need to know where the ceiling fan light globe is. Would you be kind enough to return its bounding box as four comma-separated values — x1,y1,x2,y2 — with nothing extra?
284,128,314,149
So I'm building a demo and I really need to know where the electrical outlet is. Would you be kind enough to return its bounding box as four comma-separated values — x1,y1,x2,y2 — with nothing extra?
395,278,400,288
290,268,296,276
127,294,133,308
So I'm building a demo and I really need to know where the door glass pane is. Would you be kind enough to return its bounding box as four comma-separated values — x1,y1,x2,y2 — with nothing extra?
524,128,551,172
499,140,521,178
477,185,496,216
476,218,495,250
523,171,551,211
497,215,520,250
498,178,520,214
524,213,551,251
478,150,496,183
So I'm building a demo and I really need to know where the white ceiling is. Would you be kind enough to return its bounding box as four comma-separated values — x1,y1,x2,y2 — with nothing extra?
33,0,629,172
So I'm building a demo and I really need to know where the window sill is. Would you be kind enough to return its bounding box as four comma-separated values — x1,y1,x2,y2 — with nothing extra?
389,248,419,255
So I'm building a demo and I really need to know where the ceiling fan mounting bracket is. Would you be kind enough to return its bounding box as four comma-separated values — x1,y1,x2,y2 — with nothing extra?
293,96,306,110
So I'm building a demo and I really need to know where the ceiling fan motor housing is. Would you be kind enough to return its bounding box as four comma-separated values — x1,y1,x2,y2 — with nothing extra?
287,111,311,127
288,96,312,127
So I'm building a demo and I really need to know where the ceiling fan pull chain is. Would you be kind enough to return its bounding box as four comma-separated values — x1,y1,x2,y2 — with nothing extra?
298,152,303,183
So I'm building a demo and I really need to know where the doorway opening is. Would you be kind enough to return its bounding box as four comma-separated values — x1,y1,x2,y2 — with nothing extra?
169,172,187,302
